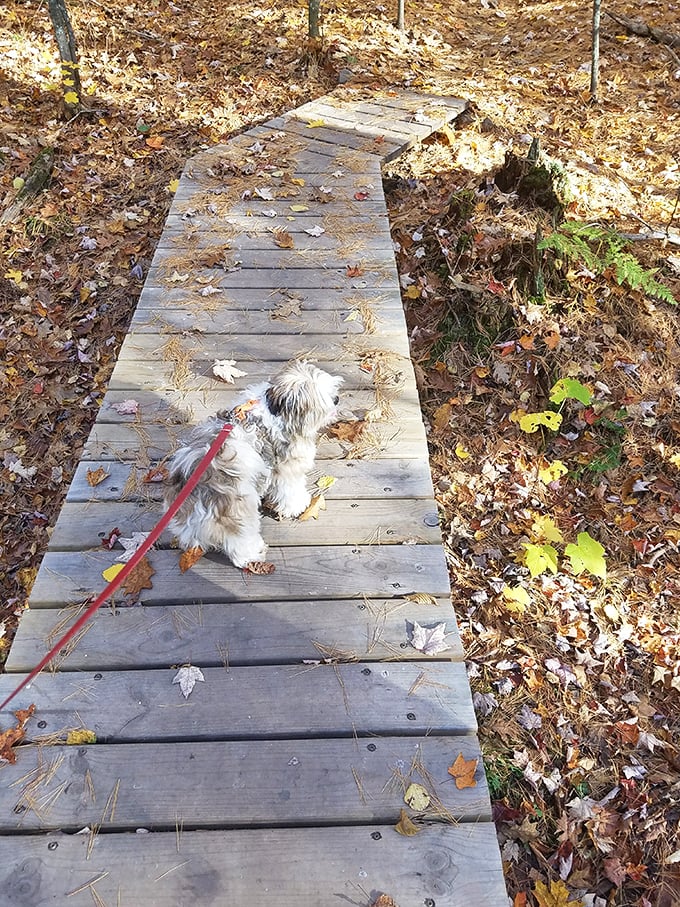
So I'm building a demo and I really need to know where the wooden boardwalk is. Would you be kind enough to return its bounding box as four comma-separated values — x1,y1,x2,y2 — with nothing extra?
0,90,508,906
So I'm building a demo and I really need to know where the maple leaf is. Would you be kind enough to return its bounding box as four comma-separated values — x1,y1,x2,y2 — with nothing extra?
212,359,247,383
550,377,592,406
532,879,583,907
0,704,35,765
565,531,607,579
538,460,568,484
122,556,155,596
86,466,110,487
143,465,169,483
410,621,450,656
117,532,153,563
448,753,479,789
244,561,276,575
326,420,366,442
394,808,420,837
179,546,204,573
404,782,430,810
531,514,564,544
110,399,139,415
502,585,530,614
173,664,205,698
298,494,326,521
522,543,559,578
270,299,302,319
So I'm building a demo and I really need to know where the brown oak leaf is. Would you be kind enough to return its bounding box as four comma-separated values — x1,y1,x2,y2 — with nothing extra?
326,420,366,443
244,561,276,575
86,466,109,487
122,556,155,596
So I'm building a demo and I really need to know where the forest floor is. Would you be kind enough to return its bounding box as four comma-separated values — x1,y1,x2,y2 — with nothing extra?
1,1,679,905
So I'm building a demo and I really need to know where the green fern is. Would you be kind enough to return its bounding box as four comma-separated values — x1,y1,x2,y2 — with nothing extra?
538,222,676,305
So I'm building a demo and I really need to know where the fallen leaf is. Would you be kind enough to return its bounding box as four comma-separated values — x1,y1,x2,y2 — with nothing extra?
371,895,399,907
298,494,326,521
0,705,35,764
404,284,420,299
145,135,164,149
532,878,582,907
564,531,607,579
432,403,451,431
66,729,97,745
117,532,153,563
404,782,430,811
86,466,110,487
101,527,121,550
502,585,530,614
143,465,169,483
173,664,205,698
289,204,309,212
244,560,276,575
102,563,125,583
179,546,204,573
122,556,155,596
410,620,449,655
519,411,563,433
110,399,139,415
304,224,325,237
327,420,366,442
272,228,294,249
270,299,302,319
354,191,370,200
394,808,421,837
167,178,180,193
403,592,437,605
448,752,479,789
306,118,326,128
316,475,336,491
346,265,364,278
212,359,247,383
538,460,568,483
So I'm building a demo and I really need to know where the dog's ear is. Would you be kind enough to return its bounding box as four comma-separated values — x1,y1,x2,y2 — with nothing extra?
265,386,283,416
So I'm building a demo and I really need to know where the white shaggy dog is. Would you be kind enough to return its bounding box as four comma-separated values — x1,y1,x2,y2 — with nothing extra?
165,360,343,567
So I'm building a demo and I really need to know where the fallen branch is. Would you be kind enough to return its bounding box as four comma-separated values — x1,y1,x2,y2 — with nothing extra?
604,9,680,48
0,148,55,226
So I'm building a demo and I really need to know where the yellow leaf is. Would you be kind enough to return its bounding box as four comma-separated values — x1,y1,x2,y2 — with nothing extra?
66,729,97,745
531,514,564,544
167,178,180,193
539,460,568,483
455,444,470,460
306,118,326,128
289,204,309,212
533,879,583,907
4,268,23,285
403,592,437,605
519,411,563,433
405,285,420,299
316,475,336,491
502,585,530,614
291,177,305,186
63,90,80,105
298,494,326,521
102,563,125,582
404,782,430,811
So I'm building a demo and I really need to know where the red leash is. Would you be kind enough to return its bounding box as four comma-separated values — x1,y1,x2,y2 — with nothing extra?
0,422,234,714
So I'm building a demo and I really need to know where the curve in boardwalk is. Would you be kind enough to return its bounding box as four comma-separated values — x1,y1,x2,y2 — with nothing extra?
0,89,508,906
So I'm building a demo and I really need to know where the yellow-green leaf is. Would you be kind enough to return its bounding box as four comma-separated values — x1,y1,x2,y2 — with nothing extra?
550,377,592,406
531,514,564,544
316,475,336,491
289,204,309,212
12,177,25,191
306,118,326,128
63,90,80,105
539,460,569,483
519,411,563,433
565,531,607,579
523,543,559,578
4,269,23,286
404,782,430,811
502,585,530,614
66,729,97,745
167,178,180,193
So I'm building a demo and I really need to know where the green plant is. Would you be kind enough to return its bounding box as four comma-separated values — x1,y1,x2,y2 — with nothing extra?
538,221,676,305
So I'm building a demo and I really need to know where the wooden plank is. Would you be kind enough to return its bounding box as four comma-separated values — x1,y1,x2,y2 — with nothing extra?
157,225,391,251
107,355,411,393
143,265,398,291
146,245,396,273
0,736,489,831
0,825,509,907
67,459,435,503
0,662,475,741
114,331,410,362
165,210,391,232
48,499,442,550
246,120,402,158
128,303,407,335
132,284,404,311
28,545,451,608
5,595,458,671
290,100,434,140
82,421,427,462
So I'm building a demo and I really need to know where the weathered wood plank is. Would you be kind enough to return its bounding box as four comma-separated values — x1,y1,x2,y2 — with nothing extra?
67,458,435,503
0,662,474,742
82,421,427,462
289,101,433,140
132,284,404,310
129,303,407,336
0,736,488,831
0,825,508,907
115,331,410,362
107,355,411,393
28,545,451,608
49,499,441,550
147,246,396,275
4,596,458,671
157,224,391,251
247,120,402,158
165,209,390,232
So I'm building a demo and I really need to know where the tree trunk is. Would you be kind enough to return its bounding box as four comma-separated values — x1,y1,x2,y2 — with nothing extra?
47,0,81,115
308,0,321,39
396,0,405,31
590,0,601,99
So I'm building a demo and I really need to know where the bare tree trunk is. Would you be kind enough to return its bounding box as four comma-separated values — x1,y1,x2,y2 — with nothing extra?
590,0,601,100
308,0,321,39
396,0,405,31
47,0,81,116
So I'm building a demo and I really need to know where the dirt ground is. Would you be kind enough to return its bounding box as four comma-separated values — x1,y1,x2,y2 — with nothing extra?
1,1,679,904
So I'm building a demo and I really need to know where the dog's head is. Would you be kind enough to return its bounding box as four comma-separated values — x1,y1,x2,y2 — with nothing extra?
265,360,343,435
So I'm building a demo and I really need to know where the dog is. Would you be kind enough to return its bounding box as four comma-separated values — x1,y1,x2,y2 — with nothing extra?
165,360,343,568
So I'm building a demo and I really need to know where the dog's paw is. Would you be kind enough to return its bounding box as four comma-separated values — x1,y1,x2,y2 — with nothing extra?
277,492,312,520
227,537,268,569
